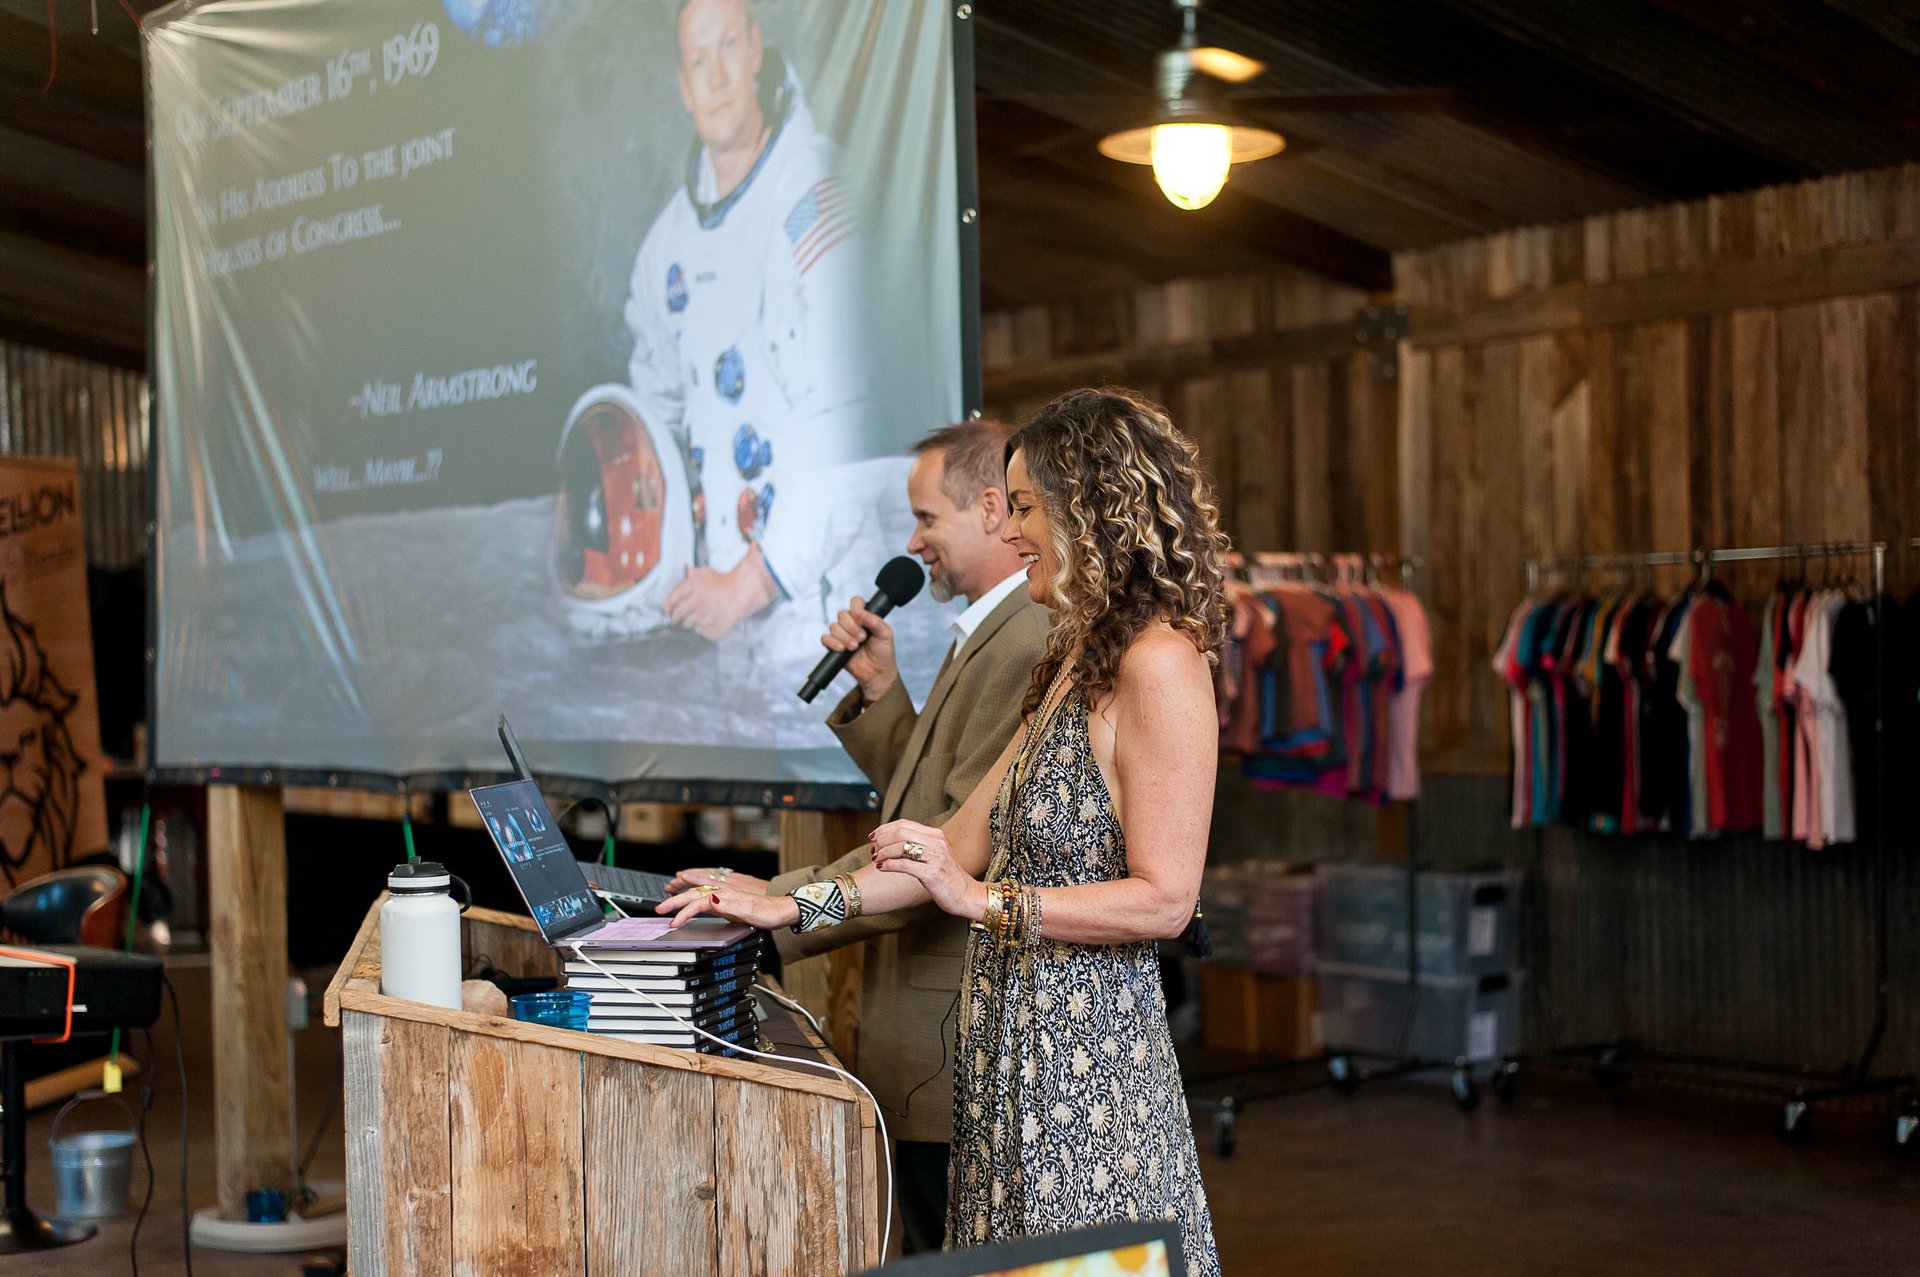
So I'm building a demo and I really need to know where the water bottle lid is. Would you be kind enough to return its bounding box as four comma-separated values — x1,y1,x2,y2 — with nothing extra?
389,860,451,892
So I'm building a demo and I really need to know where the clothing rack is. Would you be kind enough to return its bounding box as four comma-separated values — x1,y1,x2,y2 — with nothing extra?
1190,550,1481,1161
1506,541,1916,1147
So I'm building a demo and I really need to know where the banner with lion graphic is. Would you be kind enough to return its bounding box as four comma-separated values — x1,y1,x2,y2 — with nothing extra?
0,457,108,890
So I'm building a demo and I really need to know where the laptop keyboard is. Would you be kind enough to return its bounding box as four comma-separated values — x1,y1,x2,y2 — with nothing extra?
579,861,674,905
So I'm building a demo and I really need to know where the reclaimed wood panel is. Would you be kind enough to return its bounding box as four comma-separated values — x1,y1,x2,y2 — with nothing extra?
1345,354,1400,552
1396,344,1432,570
1775,302,1824,546
1472,342,1522,757
1819,297,1872,545
584,1056,718,1275
1290,363,1334,551
1517,337,1558,561
1425,347,1467,759
1548,334,1592,560
463,907,559,984
449,1034,585,1276
344,1011,453,1277
1228,368,1281,554
1637,322,1692,561
1864,291,1919,586
715,1075,866,1275
1727,309,1783,557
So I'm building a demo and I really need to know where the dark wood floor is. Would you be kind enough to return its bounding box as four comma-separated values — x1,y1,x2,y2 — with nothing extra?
16,960,1917,1275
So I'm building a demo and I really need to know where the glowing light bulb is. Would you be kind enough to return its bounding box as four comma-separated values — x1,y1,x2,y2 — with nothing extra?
1149,122,1234,211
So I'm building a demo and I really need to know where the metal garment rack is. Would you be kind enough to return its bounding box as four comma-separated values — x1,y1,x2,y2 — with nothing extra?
1188,552,1487,1160
1504,540,1917,1148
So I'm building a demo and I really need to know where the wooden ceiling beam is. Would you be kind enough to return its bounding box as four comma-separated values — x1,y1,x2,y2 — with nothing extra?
0,230,145,367
1435,0,1914,173
1199,0,1800,199
1641,0,1920,143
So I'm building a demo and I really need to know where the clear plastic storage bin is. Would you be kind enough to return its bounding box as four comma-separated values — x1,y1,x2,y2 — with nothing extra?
1315,960,1524,1063
1202,863,1316,975
1315,865,1522,977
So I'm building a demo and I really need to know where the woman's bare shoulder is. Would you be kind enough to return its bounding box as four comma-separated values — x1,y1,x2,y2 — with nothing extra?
1114,623,1209,687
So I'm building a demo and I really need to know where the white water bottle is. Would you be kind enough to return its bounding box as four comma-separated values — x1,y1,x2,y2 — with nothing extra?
380,861,464,1010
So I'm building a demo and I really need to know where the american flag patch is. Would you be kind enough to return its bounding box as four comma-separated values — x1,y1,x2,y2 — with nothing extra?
783,178,854,276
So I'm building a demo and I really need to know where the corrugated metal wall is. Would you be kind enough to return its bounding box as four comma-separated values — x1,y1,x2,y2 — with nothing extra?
0,340,149,571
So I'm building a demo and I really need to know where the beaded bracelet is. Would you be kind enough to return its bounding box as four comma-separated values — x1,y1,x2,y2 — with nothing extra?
791,878,848,933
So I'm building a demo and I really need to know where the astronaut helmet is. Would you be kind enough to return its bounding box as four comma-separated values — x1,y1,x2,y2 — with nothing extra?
551,383,692,640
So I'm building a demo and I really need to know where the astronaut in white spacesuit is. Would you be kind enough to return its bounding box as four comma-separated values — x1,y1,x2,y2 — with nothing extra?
623,0,883,644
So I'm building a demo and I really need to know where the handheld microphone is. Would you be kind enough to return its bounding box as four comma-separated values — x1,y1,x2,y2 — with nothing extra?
798,556,926,702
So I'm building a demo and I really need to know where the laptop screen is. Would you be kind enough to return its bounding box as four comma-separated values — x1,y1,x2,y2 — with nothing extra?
470,779,602,943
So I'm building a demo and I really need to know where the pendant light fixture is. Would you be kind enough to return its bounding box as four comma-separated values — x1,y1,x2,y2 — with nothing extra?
1097,0,1284,211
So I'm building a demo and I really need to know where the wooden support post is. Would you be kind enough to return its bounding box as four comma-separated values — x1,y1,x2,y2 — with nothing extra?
207,783,293,1220
776,810,873,1066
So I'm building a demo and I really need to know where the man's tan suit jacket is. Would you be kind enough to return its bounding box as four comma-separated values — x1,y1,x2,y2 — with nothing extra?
769,585,1049,1142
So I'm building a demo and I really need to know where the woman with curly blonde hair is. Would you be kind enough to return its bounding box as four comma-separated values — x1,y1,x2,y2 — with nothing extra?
662,387,1228,1273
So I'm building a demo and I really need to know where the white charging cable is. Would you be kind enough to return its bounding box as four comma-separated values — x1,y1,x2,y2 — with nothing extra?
565,942,893,1260
754,977,827,1039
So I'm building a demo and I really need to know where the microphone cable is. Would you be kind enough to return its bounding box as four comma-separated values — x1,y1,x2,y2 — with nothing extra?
565,941,893,1259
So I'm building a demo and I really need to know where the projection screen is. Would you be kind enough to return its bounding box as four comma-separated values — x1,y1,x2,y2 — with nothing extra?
147,0,970,798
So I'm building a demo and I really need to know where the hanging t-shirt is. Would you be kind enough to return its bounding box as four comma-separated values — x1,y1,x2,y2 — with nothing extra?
1688,593,1764,834
1831,593,1911,843
1383,587,1432,801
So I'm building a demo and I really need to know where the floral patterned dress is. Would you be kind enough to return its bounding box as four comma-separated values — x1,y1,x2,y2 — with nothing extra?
946,687,1221,1277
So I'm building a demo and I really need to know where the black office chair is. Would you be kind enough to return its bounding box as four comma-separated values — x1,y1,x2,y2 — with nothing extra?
2,866,128,949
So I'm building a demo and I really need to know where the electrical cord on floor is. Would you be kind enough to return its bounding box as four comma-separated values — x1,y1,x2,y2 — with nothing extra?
130,1026,158,1275
163,971,194,1277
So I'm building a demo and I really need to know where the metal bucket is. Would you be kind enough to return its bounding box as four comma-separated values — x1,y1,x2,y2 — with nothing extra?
49,1090,137,1219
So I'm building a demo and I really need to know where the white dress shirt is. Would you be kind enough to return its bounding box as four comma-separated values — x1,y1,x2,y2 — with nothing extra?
949,569,1030,659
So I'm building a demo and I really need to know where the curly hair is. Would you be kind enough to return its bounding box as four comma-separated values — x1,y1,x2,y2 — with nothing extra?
1007,387,1231,716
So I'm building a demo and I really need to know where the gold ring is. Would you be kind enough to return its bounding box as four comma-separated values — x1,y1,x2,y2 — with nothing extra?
902,841,926,862
695,884,721,898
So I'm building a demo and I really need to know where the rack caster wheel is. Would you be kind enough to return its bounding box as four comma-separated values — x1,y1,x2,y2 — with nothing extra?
1451,1066,1481,1113
1210,1105,1237,1158
1776,1100,1812,1145
1328,1053,1359,1096
1491,1061,1519,1103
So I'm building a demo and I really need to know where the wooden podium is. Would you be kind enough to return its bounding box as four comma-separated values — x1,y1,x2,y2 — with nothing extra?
323,903,880,1275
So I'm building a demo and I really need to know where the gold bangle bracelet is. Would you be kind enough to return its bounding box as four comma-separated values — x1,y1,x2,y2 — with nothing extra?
835,873,863,921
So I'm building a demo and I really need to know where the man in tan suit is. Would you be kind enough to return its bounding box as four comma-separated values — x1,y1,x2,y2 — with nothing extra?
669,418,1047,1252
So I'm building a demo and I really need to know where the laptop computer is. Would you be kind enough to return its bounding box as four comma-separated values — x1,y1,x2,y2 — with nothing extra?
496,715,675,909
472,777,752,952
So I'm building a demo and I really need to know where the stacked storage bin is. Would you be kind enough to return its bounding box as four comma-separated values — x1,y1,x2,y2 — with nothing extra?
1197,862,1319,1055
1313,864,1525,1067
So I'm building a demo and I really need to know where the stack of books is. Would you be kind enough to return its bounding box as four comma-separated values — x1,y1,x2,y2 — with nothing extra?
562,917,766,1055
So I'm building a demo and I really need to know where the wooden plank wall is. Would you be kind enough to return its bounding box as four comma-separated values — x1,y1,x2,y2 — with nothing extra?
1397,163,1920,773
982,270,1401,575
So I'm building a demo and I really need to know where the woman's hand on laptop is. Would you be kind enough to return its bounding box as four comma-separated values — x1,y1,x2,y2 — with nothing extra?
656,882,798,931
667,866,770,895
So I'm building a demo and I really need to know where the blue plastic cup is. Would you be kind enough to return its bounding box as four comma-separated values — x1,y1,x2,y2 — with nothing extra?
510,990,591,1031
